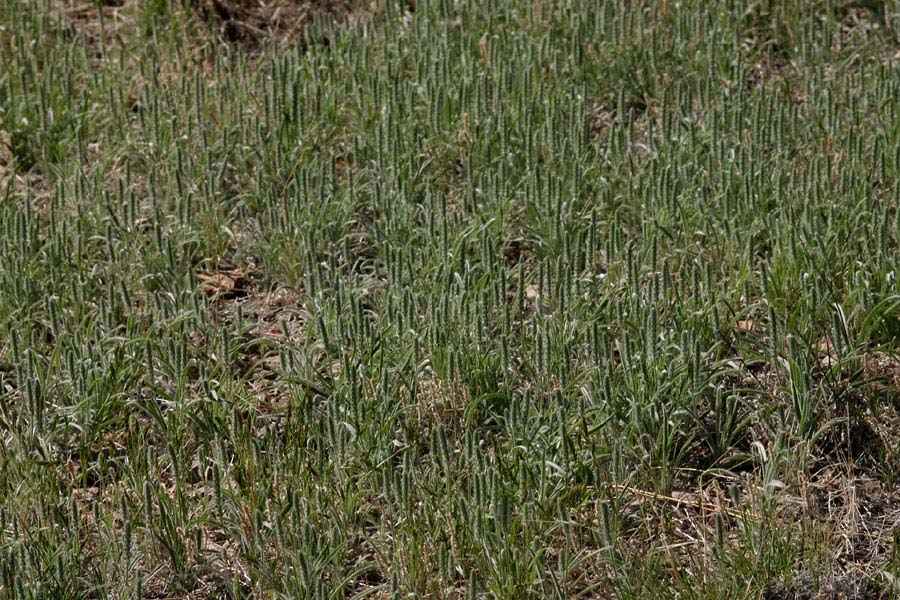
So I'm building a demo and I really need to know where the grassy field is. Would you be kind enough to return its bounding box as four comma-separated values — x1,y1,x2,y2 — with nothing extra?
3,0,900,597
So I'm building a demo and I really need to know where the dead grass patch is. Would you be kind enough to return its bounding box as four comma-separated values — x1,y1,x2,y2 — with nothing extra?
0,152,53,214
52,0,138,59
195,0,352,49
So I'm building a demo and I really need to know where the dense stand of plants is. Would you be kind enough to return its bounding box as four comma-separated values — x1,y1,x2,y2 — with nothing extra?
2,0,900,597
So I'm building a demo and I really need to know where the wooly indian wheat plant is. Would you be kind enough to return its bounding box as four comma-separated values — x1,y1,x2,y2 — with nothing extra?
2,0,900,598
